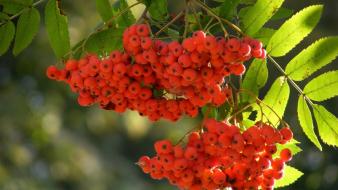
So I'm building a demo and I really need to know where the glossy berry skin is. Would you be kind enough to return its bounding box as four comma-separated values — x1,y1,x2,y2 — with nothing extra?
138,120,293,190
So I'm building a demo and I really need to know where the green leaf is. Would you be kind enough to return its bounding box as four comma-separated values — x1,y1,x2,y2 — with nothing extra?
0,21,15,55
13,7,40,56
313,104,338,147
257,76,290,126
96,0,114,22
285,37,338,81
85,27,124,55
270,7,294,20
297,95,322,150
45,0,71,58
0,12,10,20
241,59,268,103
241,0,284,36
275,165,303,188
267,5,323,57
219,0,241,20
303,71,338,101
202,106,218,119
117,0,136,27
242,119,256,129
275,139,302,157
0,0,32,14
240,0,257,5
252,27,275,45
148,0,168,21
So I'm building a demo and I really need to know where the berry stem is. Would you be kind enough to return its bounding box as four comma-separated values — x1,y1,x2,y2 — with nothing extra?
193,0,244,36
238,88,289,128
183,1,190,38
155,11,184,36
228,102,254,121
191,4,203,30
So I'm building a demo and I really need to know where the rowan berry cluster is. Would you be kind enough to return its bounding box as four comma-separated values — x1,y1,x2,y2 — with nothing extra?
46,24,266,121
138,119,293,190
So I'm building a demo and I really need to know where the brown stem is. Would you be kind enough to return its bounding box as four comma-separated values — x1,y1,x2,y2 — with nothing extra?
155,11,184,36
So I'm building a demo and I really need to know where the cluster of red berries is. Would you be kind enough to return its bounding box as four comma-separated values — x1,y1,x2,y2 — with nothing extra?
45,54,198,121
122,24,266,107
46,24,266,121
138,119,293,190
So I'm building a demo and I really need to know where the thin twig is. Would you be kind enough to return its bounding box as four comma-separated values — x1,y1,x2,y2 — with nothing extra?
183,0,190,38
193,0,243,36
191,5,203,30
267,55,314,107
228,103,254,121
155,11,184,36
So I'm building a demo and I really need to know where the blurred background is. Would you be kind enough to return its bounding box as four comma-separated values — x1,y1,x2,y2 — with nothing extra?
0,0,337,189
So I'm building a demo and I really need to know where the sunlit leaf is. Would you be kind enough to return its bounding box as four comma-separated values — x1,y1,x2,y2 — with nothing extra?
45,0,71,58
257,77,290,126
267,5,323,57
275,165,303,188
275,139,302,157
285,37,338,81
241,0,284,35
303,71,338,101
0,21,15,55
13,7,40,55
297,95,322,150
313,104,338,147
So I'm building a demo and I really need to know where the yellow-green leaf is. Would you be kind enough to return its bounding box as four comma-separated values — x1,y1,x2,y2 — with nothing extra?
96,0,113,22
313,104,338,147
241,0,284,36
0,21,15,55
303,71,338,101
257,76,290,126
13,7,40,55
286,37,338,81
297,95,322,150
275,139,302,158
45,0,71,58
275,165,303,188
267,5,323,57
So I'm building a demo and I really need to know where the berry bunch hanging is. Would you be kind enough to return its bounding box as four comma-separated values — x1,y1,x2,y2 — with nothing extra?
138,119,293,190
46,24,266,121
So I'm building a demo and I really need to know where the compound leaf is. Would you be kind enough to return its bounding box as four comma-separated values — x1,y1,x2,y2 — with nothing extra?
267,5,323,57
